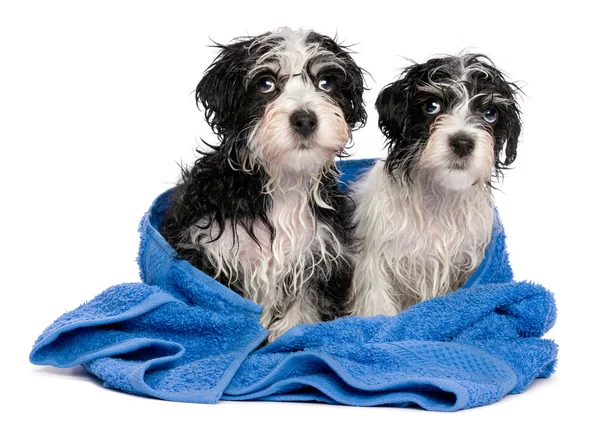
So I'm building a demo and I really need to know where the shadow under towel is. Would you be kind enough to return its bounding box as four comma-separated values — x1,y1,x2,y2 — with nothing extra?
30,158,558,411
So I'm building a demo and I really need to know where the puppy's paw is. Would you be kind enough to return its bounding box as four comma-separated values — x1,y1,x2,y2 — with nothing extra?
266,319,291,343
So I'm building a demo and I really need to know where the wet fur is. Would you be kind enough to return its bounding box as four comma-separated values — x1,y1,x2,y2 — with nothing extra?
162,28,366,340
350,54,521,316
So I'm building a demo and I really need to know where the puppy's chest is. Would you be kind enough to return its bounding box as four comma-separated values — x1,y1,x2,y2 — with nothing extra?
239,194,316,264
400,212,491,269
386,201,493,301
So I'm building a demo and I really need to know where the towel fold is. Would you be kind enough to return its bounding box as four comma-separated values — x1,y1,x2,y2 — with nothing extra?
30,158,557,411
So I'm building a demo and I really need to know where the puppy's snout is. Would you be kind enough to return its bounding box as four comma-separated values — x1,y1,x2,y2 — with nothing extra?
449,133,475,158
290,110,317,137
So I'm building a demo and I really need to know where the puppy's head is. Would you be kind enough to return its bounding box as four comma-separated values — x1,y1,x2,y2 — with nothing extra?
376,54,521,190
196,28,366,176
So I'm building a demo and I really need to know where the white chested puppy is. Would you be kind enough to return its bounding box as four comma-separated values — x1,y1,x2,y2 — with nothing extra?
163,28,366,341
350,54,522,316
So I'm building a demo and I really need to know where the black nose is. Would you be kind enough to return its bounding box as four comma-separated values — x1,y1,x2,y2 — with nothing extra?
449,133,475,158
290,110,317,137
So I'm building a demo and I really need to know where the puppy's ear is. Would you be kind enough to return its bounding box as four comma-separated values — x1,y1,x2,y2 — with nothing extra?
502,96,521,166
375,79,411,145
493,72,523,167
341,57,367,128
195,41,249,135
375,64,425,180
503,106,521,166
335,48,367,128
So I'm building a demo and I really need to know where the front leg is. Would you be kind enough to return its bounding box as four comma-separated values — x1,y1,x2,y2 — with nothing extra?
266,293,321,342
349,164,403,317
349,246,400,317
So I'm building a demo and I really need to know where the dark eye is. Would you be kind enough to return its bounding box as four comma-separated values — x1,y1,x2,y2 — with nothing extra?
483,107,498,124
257,76,276,94
318,77,333,92
423,98,442,115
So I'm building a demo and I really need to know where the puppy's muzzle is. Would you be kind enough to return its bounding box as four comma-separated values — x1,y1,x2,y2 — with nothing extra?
449,132,475,158
290,110,318,137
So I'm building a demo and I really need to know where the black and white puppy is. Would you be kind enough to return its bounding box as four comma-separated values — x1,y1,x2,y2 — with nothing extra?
350,54,521,316
162,28,366,341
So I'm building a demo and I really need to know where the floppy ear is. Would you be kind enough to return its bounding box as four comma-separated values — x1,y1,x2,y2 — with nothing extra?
502,103,522,166
195,41,249,135
375,79,411,146
482,63,523,167
333,48,367,128
340,57,367,128
375,65,426,180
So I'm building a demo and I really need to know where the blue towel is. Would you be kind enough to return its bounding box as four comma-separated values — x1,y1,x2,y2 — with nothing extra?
29,158,557,411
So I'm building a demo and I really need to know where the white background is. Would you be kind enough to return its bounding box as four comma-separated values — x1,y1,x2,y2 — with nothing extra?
2,0,598,438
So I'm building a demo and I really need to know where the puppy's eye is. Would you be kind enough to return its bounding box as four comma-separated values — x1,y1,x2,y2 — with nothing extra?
318,77,334,92
483,107,498,124
257,77,276,94
423,99,442,115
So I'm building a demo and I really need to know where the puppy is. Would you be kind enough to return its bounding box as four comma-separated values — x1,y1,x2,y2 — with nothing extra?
350,54,521,316
162,28,366,341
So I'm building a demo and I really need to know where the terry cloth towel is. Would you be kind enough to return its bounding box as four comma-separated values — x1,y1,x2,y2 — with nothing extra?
30,158,557,411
